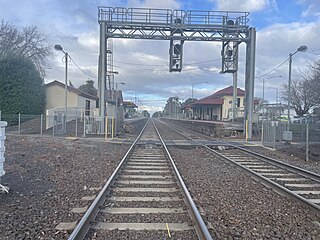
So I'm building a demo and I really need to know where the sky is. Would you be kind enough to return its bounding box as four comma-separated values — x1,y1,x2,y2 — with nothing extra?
1,0,320,115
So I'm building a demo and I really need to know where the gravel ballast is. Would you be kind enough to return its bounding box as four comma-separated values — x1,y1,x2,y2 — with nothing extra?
2,119,320,239
0,135,129,240
170,146,320,239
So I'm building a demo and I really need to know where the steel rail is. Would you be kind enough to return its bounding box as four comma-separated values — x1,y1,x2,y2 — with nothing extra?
204,146,320,213
228,144,320,182
152,120,213,240
160,119,320,181
68,121,149,240
158,119,320,213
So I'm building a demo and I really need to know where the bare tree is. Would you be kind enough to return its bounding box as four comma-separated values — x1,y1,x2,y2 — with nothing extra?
282,79,314,117
253,97,268,112
307,59,320,106
0,20,52,76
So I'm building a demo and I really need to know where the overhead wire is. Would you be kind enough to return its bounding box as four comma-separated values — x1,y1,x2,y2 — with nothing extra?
114,57,221,67
256,56,290,78
68,55,97,79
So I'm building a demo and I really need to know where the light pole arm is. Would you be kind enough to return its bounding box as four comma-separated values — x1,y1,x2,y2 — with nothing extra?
64,52,68,133
288,52,292,128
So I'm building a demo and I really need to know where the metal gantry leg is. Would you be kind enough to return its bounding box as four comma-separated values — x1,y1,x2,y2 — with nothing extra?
244,27,256,140
98,21,107,133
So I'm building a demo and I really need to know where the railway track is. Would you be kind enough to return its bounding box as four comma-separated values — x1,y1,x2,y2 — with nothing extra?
157,119,320,214
68,119,212,240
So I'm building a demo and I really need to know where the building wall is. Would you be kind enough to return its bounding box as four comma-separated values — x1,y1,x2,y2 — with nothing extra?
222,95,245,119
77,95,96,116
46,84,96,116
46,85,65,110
193,105,221,120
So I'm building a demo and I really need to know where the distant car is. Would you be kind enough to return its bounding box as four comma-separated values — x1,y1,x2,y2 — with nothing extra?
292,116,302,123
275,116,289,122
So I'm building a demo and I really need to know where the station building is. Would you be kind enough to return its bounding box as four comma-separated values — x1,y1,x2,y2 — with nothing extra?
185,86,246,121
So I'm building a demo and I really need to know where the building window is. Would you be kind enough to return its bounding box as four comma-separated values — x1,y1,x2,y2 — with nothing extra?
85,100,90,116
236,98,240,108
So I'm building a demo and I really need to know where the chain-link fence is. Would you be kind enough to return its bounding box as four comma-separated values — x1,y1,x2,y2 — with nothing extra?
261,120,320,160
0,113,126,138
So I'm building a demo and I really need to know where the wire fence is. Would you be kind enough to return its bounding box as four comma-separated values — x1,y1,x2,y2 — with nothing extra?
0,113,125,138
261,120,320,161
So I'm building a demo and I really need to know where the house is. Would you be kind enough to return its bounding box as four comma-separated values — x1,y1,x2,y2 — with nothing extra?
45,80,99,130
45,80,127,135
45,80,98,117
188,86,246,121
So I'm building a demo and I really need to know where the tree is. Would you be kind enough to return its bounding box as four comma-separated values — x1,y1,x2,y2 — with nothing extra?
182,97,196,106
282,79,313,117
0,54,45,115
78,79,97,96
163,97,181,116
0,20,52,76
254,97,268,112
141,110,150,118
306,59,320,106
152,111,163,118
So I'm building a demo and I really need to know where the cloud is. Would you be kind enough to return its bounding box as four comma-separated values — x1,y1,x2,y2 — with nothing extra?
212,0,272,12
127,0,181,9
254,19,320,102
2,0,320,111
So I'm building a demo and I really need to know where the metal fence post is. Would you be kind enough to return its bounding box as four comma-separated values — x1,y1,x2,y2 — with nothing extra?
273,122,276,149
306,123,309,161
40,114,43,136
75,116,78,138
261,120,264,146
112,117,115,139
18,113,21,135
52,115,55,137
83,116,86,137
104,116,108,141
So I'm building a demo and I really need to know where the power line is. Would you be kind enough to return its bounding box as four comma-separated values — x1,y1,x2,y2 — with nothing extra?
68,55,97,79
114,60,166,67
257,57,290,78
113,58,221,68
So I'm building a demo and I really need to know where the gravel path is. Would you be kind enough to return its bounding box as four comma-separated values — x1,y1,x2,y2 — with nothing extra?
0,135,129,240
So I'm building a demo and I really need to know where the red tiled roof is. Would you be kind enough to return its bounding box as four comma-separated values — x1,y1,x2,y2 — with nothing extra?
192,98,224,106
190,86,244,106
211,86,245,97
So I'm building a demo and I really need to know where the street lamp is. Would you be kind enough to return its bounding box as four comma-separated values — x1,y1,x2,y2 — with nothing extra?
191,81,208,99
54,44,68,133
288,45,308,129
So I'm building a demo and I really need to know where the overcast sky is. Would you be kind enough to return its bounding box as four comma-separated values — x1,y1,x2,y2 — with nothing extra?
1,0,320,114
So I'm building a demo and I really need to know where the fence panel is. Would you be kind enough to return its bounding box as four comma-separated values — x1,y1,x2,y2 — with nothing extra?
262,120,320,160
